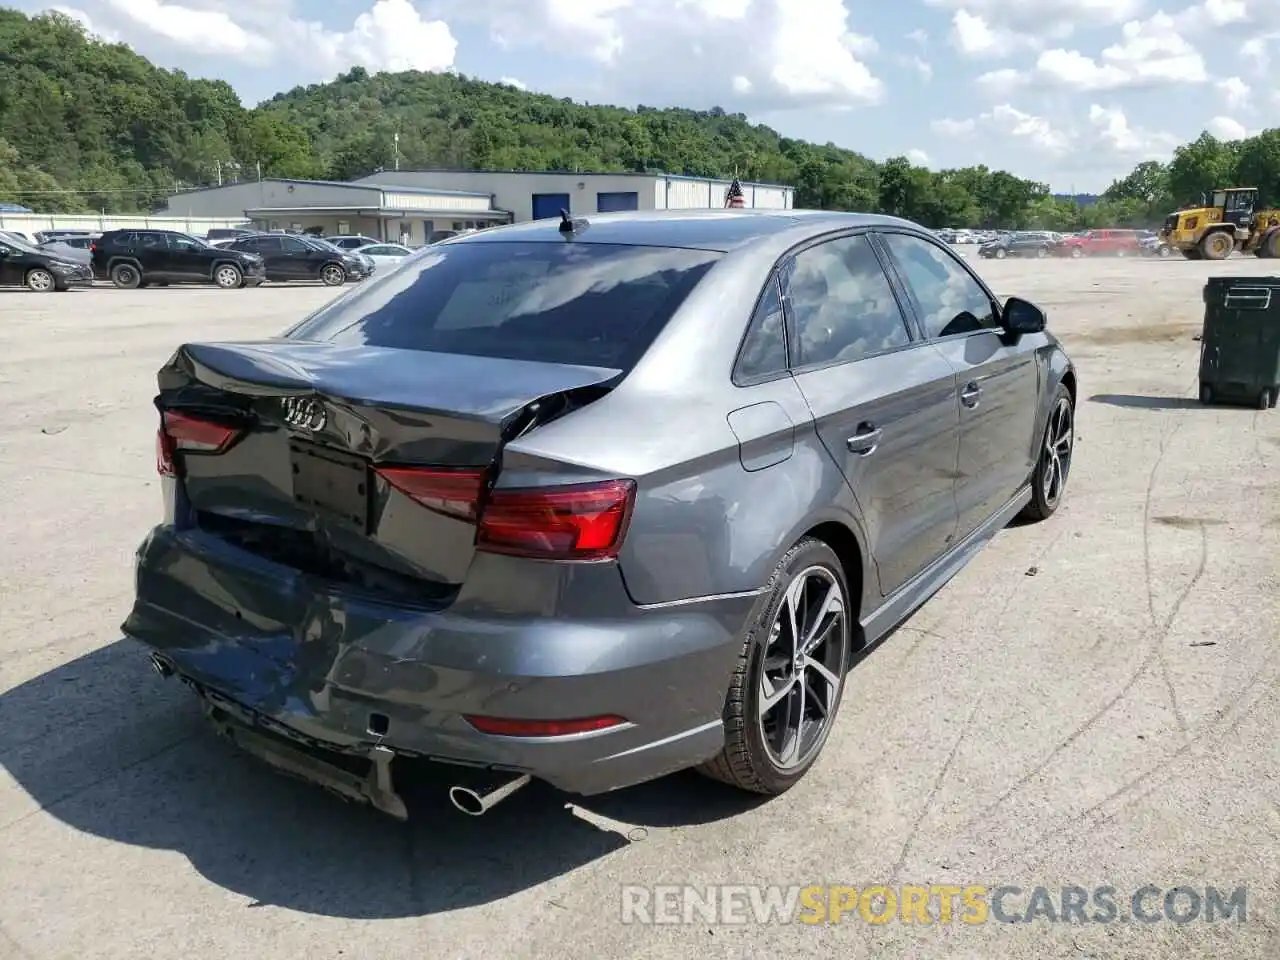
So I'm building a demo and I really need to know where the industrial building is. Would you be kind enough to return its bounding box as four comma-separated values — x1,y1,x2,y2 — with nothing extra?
161,170,795,242
352,170,794,222
161,178,512,244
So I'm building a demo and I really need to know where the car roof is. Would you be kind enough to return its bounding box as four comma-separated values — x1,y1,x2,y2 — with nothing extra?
448,209,923,253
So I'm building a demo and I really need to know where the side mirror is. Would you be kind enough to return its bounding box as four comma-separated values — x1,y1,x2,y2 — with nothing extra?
1002,296,1047,335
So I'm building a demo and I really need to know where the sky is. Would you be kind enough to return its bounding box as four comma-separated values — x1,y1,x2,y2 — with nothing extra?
14,0,1280,192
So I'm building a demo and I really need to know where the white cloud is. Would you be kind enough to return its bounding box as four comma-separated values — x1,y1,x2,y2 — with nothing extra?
1221,76,1250,110
498,76,527,89
1206,116,1248,139
925,0,1145,39
431,0,883,110
101,0,272,58
974,68,1025,97
906,55,932,81
1174,0,1247,30
906,28,928,46
97,0,457,74
949,11,1028,57
931,117,976,137
983,104,1070,154
1032,12,1208,91
1087,104,1179,157
906,148,930,166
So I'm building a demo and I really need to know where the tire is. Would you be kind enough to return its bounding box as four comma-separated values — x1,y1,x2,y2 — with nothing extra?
1200,383,1213,405
24,268,54,292
1264,231,1280,259
213,263,242,289
698,538,852,795
1259,389,1273,411
1158,245,1172,258
1200,231,1234,261
1020,382,1074,523
1036,247,1047,259
1070,247,1083,259
1116,249,1127,258
320,263,347,286
110,262,140,289
995,248,1007,259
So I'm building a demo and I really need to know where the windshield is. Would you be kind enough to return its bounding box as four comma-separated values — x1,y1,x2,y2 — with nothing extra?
301,237,344,253
1,233,42,254
286,240,720,370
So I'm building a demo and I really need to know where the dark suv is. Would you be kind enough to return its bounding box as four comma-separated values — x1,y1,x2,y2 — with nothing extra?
223,233,368,285
91,230,266,289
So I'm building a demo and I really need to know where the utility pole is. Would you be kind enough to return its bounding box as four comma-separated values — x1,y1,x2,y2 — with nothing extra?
256,161,262,181
394,131,400,171
215,160,223,186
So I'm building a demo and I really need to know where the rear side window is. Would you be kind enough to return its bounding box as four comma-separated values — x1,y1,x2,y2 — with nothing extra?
784,234,912,366
288,241,720,370
735,278,788,381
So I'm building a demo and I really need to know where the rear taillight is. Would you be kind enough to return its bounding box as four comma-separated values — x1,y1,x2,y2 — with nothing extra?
478,479,636,560
89,242,96,253
374,466,487,521
463,714,628,737
156,411,244,477
373,467,636,561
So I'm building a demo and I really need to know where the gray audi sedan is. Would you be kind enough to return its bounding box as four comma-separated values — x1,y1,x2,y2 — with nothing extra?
125,209,1075,818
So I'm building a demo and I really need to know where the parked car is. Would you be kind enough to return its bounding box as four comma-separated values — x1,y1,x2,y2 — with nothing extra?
37,234,99,266
91,229,266,289
1140,234,1174,258
302,235,375,275
1057,228,1142,258
325,234,380,251
979,231,1060,259
358,242,414,271
124,209,1076,818
0,232,94,291
205,227,255,243
223,233,369,285
33,228,94,244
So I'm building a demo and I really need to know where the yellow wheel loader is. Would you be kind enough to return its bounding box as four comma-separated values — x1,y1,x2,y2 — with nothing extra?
1158,187,1280,260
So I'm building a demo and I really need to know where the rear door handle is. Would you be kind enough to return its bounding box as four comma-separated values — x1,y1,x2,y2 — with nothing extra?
960,381,981,407
846,424,882,455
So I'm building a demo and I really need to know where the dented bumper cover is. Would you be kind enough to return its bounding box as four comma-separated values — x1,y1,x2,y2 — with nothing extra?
122,524,756,797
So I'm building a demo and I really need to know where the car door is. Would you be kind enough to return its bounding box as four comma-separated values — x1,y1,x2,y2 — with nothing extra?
250,236,286,278
876,230,1041,543
165,234,208,280
275,236,316,279
135,232,171,278
783,232,961,597
0,242,21,286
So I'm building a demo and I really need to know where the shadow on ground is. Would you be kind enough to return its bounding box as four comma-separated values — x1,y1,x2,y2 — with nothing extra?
1089,393,1205,410
0,640,762,919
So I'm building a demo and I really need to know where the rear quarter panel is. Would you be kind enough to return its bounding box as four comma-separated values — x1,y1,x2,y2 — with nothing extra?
498,235,874,608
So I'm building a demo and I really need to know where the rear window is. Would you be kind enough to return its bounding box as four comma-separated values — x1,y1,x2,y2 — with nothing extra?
287,240,720,369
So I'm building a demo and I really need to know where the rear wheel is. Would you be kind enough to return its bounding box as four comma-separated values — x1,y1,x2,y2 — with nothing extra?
1158,244,1172,258
1036,246,1048,258
1200,231,1234,260
1259,389,1273,411
110,263,140,289
1070,247,1084,259
320,263,346,286
995,248,1007,259
213,264,242,289
24,268,54,292
1263,230,1280,259
698,538,851,795
1200,383,1214,405
1020,383,1073,523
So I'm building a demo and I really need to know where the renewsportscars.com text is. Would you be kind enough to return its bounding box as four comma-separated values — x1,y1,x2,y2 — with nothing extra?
620,884,1248,926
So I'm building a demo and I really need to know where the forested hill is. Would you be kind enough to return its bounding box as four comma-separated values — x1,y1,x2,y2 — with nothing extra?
2,8,1277,230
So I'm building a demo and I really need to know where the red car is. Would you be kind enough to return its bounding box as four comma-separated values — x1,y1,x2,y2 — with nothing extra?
1058,229,1142,258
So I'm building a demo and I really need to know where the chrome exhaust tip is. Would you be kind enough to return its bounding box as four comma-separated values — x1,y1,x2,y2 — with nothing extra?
150,654,174,678
448,773,532,816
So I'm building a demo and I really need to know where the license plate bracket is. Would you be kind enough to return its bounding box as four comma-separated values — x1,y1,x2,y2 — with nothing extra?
289,440,369,531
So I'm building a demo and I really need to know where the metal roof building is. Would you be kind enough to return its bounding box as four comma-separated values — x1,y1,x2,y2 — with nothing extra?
351,169,794,222
161,178,512,244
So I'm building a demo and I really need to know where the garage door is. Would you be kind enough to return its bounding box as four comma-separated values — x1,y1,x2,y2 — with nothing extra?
531,193,571,220
597,191,639,213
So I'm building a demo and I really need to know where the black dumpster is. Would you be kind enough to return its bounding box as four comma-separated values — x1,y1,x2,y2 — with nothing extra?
1200,277,1280,409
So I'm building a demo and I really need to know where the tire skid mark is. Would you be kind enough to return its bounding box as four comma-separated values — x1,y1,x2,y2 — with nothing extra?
984,632,1280,874
959,407,1196,830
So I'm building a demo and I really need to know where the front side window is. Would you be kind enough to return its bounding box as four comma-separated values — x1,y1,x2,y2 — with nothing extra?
288,240,720,371
879,232,998,339
784,234,912,366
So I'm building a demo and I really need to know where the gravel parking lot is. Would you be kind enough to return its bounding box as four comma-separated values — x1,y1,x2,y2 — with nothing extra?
1,259,1277,960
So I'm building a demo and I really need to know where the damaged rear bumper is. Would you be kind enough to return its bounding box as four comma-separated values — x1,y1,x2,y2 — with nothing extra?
124,524,756,808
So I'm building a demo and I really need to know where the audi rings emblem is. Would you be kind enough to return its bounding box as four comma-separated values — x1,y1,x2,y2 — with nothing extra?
282,396,326,431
